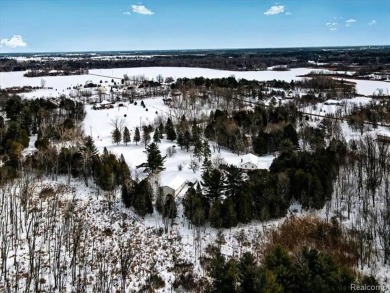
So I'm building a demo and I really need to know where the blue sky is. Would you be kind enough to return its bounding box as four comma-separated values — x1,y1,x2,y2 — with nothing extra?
0,0,389,52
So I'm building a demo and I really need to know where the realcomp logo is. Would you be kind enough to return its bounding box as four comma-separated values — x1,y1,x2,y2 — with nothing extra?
351,284,389,292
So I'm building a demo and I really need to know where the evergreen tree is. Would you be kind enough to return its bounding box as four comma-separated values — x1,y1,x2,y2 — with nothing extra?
283,124,299,147
202,157,213,173
134,127,141,145
238,252,282,293
142,126,151,148
122,180,135,208
80,136,99,185
133,178,154,217
208,248,239,293
163,194,177,219
112,127,121,145
193,139,203,161
183,185,208,227
21,106,32,136
158,121,164,138
191,120,200,141
222,196,238,228
201,168,225,202
166,118,177,141
177,132,185,149
4,95,23,121
224,165,243,202
117,154,131,183
123,126,131,145
202,140,212,161
97,162,115,191
210,200,224,228
236,187,253,224
137,142,166,174
183,130,192,152
153,128,161,143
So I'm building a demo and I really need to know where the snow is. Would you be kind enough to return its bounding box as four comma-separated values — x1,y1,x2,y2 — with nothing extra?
1,66,390,290
2,67,389,98
344,78,390,96
302,97,373,116
160,174,191,193
242,153,260,165
324,99,342,105
81,97,276,209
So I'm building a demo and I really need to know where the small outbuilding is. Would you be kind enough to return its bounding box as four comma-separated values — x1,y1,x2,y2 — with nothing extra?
240,154,260,170
159,175,196,197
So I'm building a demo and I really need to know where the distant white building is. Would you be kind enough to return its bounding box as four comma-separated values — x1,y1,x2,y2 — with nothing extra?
324,99,342,106
239,153,268,170
159,175,196,197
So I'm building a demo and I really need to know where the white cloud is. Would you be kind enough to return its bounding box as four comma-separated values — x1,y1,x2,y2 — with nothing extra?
264,5,285,15
0,35,27,48
369,20,376,26
326,22,338,31
131,4,154,15
345,18,357,27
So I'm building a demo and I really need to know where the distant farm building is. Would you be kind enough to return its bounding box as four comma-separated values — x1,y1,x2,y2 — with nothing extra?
240,153,269,170
159,175,196,197
324,99,343,106
92,100,114,110
240,154,259,170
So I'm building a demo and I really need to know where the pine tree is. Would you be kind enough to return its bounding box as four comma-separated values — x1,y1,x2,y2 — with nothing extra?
224,164,243,201
158,122,164,138
283,124,299,147
134,127,141,145
112,127,121,145
193,138,203,161
222,197,238,228
177,132,185,149
208,248,239,292
202,157,213,173
166,118,177,141
123,127,131,145
191,120,200,143
118,154,131,183
80,136,99,186
142,127,151,148
183,130,192,152
202,140,211,160
133,178,153,217
236,186,253,224
210,200,224,228
163,194,177,219
153,128,161,143
122,180,135,208
137,142,166,174
202,168,225,202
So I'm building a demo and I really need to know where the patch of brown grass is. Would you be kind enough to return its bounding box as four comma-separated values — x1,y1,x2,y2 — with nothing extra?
263,216,360,268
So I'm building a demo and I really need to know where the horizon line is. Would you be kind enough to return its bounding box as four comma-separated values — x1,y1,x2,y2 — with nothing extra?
1,44,390,55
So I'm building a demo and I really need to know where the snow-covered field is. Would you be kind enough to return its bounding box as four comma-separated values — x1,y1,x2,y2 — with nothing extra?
1,67,389,97
301,97,373,116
